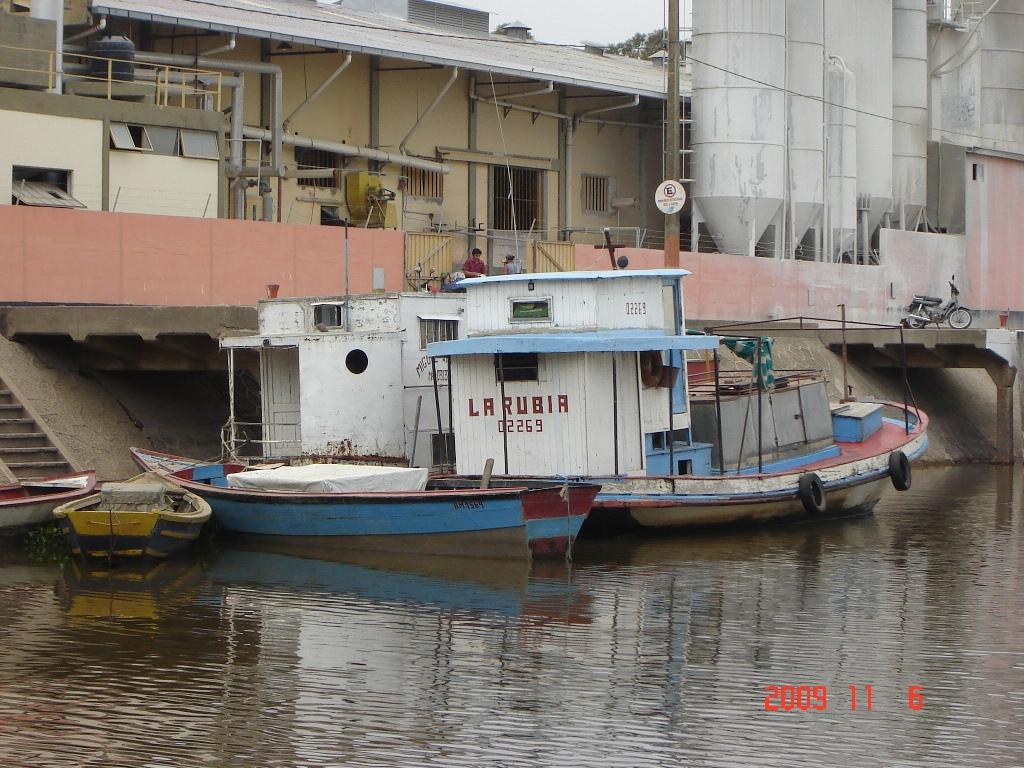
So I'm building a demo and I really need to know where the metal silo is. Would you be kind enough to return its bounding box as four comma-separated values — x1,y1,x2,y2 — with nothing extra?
786,0,825,257
892,0,928,230
826,57,857,260
692,0,787,257
980,0,1024,149
825,0,893,250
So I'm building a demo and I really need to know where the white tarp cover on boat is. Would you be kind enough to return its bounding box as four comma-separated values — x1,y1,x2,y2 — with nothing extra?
225,464,429,493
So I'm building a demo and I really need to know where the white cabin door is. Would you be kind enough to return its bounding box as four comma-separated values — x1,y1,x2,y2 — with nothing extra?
261,347,301,457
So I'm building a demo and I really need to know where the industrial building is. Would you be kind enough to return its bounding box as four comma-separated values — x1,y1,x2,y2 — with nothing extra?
0,0,1021,306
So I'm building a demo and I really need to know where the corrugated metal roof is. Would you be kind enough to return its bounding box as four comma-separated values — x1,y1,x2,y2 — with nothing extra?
462,269,694,285
428,330,721,356
92,0,679,98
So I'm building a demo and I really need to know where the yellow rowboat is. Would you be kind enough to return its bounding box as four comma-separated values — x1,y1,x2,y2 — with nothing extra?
54,473,211,559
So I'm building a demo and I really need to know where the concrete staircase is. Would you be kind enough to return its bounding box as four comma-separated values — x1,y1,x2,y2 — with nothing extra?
0,374,76,481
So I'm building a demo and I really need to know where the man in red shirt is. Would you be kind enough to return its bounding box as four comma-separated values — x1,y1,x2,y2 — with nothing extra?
463,247,487,278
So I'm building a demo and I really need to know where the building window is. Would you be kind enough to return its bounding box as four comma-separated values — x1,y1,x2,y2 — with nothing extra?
312,303,343,328
491,166,541,231
495,352,539,382
406,167,444,200
109,123,153,151
180,129,221,160
321,205,345,226
109,124,219,160
972,162,984,181
147,126,180,156
582,174,612,214
419,318,458,350
11,166,85,208
294,147,339,188
510,298,551,322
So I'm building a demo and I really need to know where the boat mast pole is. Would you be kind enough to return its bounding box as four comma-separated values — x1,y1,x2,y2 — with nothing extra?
447,355,454,465
612,355,620,475
668,354,675,475
227,347,236,459
497,354,509,473
756,337,764,474
899,327,910,435
712,347,725,474
430,356,444,447
665,0,681,268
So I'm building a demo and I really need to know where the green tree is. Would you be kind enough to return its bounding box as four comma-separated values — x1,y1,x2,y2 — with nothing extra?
607,28,666,59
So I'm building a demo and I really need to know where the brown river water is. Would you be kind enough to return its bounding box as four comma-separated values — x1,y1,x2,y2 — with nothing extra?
0,465,1021,767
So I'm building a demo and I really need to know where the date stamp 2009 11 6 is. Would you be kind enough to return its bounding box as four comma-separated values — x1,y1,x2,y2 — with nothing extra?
763,685,924,712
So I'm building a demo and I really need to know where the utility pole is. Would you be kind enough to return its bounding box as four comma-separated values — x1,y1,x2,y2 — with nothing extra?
665,0,681,268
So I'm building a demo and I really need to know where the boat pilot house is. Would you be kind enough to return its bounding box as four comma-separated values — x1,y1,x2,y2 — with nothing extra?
428,271,720,477
221,293,463,466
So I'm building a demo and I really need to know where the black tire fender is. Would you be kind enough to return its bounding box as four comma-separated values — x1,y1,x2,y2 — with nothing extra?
798,472,826,515
889,450,912,491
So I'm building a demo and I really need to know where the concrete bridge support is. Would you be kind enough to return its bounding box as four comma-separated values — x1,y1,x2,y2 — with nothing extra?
987,363,1017,463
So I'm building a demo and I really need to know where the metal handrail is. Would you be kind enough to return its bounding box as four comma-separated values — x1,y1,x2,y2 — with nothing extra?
0,43,222,109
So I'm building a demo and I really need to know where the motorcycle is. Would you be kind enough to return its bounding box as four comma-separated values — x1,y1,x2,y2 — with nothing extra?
902,276,972,329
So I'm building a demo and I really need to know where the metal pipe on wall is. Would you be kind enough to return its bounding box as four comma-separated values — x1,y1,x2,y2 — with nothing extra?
199,34,236,58
129,49,284,175
230,72,246,219
241,126,450,174
479,80,554,100
399,67,459,155
576,94,640,121
470,93,569,121
64,16,105,44
284,53,353,127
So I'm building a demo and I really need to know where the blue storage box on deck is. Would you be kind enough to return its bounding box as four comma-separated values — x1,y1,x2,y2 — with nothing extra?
831,402,884,443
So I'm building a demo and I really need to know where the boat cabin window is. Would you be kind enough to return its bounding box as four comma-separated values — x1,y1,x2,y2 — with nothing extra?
312,303,343,329
419,318,459,350
495,353,539,382
510,298,551,322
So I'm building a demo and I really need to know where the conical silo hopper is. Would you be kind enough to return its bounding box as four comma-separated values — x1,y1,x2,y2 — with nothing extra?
692,0,786,256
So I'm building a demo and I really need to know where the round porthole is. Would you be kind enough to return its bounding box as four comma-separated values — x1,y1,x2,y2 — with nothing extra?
345,349,368,374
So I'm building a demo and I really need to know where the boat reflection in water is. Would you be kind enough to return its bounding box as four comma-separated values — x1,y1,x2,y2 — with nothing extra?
55,557,209,627
209,540,593,627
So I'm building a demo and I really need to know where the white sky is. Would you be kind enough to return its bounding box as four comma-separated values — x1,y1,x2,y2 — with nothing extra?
478,0,679,46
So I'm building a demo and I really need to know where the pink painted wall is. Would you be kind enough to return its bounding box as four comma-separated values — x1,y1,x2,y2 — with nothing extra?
1,199,1011,326
965,154,1024,313
0,207,405,305
576,230,965,324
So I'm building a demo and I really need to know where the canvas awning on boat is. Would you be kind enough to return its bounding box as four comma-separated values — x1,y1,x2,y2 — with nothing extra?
428,330,720,357
226,464,428,493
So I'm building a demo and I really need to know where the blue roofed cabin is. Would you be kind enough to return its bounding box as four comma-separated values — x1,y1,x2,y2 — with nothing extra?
220,293,463,465
427,271,720,477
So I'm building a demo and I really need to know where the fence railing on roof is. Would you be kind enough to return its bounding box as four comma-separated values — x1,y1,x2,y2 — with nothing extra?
0,43,222,110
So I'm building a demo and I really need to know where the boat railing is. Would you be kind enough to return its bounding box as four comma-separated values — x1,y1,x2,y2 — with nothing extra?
221,420,299,460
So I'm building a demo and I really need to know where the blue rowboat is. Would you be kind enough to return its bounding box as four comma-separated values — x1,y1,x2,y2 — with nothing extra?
129,448,599,560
